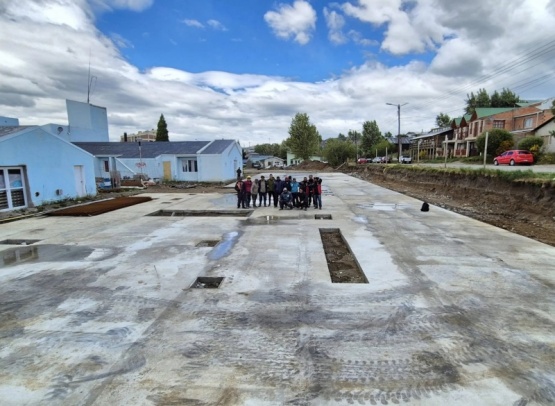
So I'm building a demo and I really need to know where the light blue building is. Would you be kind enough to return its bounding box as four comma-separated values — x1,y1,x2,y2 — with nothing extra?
76,139,243,182
0,126,97,212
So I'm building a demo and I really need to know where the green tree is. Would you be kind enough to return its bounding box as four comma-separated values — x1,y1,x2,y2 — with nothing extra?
465,88,490,114
499,88,520,107
156,114,169,141
373,139,395,156
383,131,393,141
337,133,347,141
322,139,356,167
286,113,320,160
476,129,514,156
490,90,502,107
551,100,555,115
360,120,383,154
435,113,451,127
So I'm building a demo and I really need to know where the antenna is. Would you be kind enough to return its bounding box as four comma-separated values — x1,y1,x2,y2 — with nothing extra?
86,51,97,104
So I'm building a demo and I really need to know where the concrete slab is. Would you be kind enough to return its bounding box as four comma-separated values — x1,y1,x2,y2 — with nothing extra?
0,172,554,405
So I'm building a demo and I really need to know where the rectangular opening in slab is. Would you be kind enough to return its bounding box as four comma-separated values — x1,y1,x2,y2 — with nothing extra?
191,277,224,289
315,214,332,220
319,228,368,284
171,198,182,201
196,240,219,247
0,239,41,245
147,210,251,217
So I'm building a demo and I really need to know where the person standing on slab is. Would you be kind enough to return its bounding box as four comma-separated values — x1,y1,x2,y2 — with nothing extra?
258,175,267,206
251,178,259,208
267,174,275,207
235,178,246,208
236,167,242,181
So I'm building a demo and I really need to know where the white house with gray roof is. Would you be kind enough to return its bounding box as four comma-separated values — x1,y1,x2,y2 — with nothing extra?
76,139,242,182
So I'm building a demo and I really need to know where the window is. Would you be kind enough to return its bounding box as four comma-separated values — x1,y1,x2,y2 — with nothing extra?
103,160,109,172
493,120,505,129
182,159,198,173
524,117,533,128
0,167,27,211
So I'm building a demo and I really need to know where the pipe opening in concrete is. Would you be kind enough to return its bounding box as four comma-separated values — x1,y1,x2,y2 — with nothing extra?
191,277,224,289
147,210,251,217
319,228,368,284
196,240,220,247
0,239,41,245
315,214,332,220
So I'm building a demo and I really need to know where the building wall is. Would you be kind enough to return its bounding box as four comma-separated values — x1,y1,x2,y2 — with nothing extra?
66,99,109,142
0,116,19,126
534,120,555,153
0,128,96,208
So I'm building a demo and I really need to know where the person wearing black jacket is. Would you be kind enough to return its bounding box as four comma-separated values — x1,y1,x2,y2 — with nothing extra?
258,175,268,207
273,176,285,208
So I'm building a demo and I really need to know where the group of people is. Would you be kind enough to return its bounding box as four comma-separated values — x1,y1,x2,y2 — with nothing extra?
234,174,323,211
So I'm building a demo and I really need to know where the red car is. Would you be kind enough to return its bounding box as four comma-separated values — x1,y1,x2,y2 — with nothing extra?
357,157,368,164
493,150,534,166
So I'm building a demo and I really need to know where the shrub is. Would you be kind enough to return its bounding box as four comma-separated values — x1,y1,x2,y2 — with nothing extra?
476,129,514,156
537,152,555,164
518,136,544,160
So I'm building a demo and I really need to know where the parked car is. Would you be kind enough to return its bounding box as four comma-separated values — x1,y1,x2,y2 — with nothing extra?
380,156,392,163
357,157,368,164
493,150,534,166
399,155,412,164
371,156,382,163
252,161,262,169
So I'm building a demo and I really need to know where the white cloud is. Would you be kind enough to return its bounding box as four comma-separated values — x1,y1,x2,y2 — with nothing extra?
182,19,204,28
1,0,554,145
110,33,134,49
264,0,317,45
207,19,227,31
324,7,348,45
91,0,154,12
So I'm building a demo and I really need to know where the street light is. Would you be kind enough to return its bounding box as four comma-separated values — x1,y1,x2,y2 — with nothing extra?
386,102,408,161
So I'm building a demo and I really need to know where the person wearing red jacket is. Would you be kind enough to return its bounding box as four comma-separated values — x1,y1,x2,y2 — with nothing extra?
244,176,253,208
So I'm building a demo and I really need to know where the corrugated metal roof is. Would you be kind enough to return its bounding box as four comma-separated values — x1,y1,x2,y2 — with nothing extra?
0,126,35,138
73,141,210,158
474,107,514,118
199,139,235,154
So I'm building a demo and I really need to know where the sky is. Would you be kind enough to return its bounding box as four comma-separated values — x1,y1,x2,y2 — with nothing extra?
1,0,555,145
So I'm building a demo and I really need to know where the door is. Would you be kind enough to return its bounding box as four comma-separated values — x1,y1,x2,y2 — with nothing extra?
73,165,86,197
163,161,171,180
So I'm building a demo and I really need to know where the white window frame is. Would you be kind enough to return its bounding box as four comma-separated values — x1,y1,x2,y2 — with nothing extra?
524,117,534,128
182,159,198,173
0,166,27,212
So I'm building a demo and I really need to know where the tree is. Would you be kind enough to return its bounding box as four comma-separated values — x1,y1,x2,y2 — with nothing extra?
286,113,320,160
322,139,356,167
551,100,555,115
360,120,383,154
156,114,169,141
490,90,502,107
373,139,395,156
337,133,347,141
476,129,514,156
435,113,451,128
499,88,520,107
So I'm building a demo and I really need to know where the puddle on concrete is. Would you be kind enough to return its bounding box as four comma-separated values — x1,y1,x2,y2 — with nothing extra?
191,276,224,288
208,232,241,260
358,203,409,211
147,210,252,217
196,240,220,247
319,228,368,284
0,239,41,245
1,244,95,268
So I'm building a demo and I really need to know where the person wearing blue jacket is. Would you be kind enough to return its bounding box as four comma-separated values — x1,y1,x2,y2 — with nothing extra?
290,178,299,207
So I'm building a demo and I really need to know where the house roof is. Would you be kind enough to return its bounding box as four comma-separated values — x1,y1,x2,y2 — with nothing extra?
199,139,236,154
412,127,452,140
0,126,35,139
473,107,514,119
533,116,555,132
74,141,211,158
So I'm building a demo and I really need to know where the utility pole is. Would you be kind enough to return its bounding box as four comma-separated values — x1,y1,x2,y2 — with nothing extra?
386,102,408,161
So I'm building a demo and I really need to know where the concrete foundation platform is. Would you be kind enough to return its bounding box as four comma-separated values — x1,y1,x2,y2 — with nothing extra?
0,172,554,405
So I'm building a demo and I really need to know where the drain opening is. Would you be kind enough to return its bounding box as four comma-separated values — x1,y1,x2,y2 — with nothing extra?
315,214,332,220
172,198,182,201
147,210,251,217
196,240,219,247
161,202,171,204
191,277,224,289
0,239,41,245
319,228,367,284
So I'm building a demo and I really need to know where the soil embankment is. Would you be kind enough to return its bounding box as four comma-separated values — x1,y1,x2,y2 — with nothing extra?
344,165,555,247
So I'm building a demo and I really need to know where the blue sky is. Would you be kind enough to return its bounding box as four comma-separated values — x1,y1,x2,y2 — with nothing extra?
1,0,554,143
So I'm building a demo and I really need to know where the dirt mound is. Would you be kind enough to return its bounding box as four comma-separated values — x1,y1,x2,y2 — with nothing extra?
295,160,332,171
